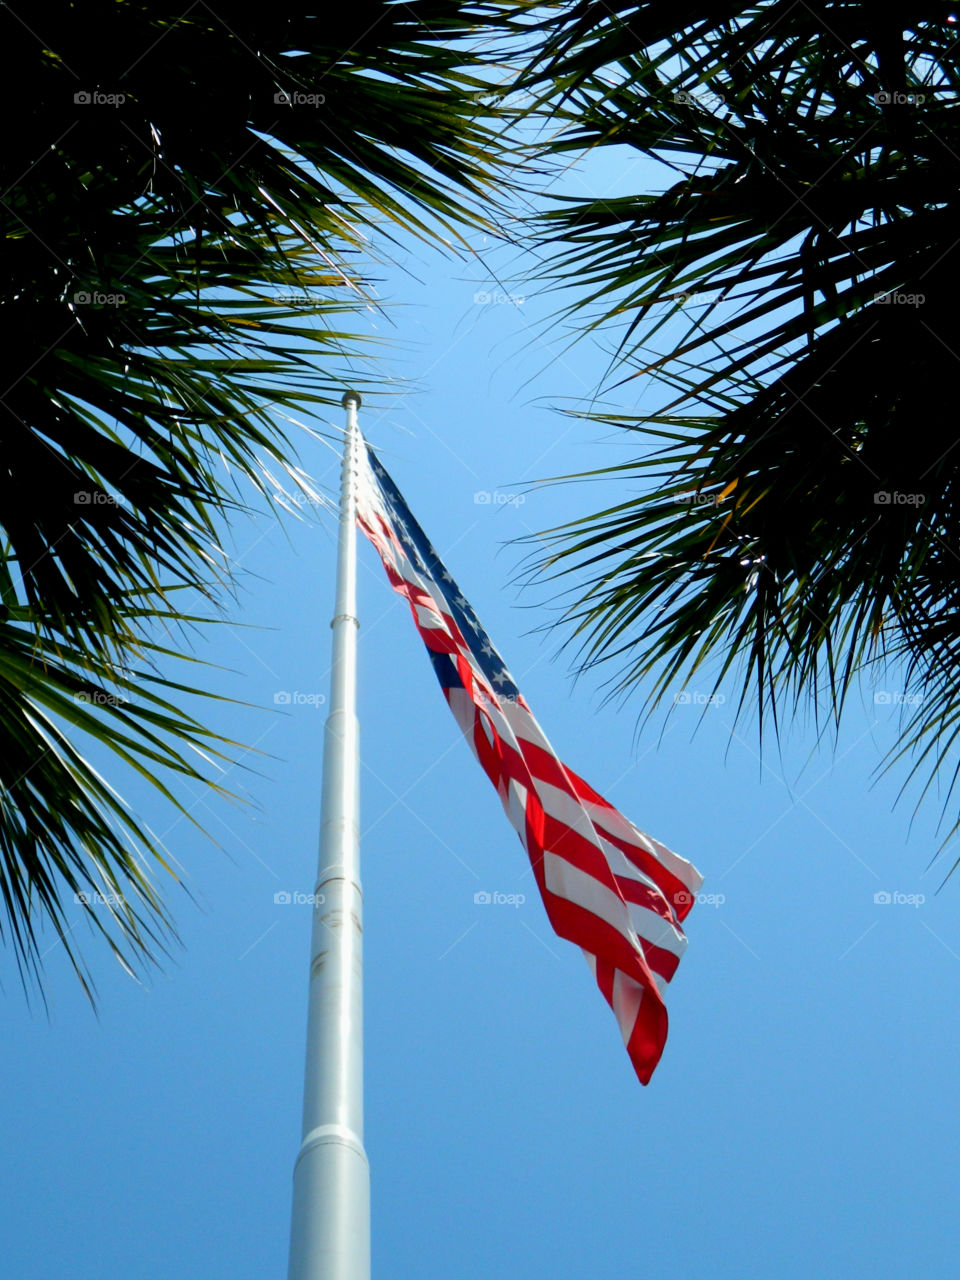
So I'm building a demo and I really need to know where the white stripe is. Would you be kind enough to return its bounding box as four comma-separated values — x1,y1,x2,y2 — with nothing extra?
536,779,665,903
447,688,477,743
499,701,703,894
612,970,645,1044
414,603,446,630
631,909,686,963
544,845,686,965
543,851,637,947
387,561,507,712
535,780,687,954
454,684,688,962
585,800,703,894
506,779,528,843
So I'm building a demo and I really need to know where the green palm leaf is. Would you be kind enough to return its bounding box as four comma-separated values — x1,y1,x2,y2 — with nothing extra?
0,1,530,987
524,2,960,845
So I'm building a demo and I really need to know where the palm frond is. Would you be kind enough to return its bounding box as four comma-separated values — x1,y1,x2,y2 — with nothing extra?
0,0,533,986
524,2,960,839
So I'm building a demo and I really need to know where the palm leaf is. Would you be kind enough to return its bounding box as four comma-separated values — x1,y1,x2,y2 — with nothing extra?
523,2,960,841
0,0,532,986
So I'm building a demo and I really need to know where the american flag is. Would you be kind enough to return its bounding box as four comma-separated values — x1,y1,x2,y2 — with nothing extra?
355,438,703,1084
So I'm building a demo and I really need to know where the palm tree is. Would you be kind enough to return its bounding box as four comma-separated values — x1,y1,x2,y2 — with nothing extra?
526,3,960,847
0,1,525,991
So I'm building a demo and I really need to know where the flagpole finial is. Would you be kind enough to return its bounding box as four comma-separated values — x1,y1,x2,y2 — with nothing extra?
341,390,362,409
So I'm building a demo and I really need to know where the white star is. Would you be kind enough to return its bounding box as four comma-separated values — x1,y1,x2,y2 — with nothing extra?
481,643,495,657
492,670,508,686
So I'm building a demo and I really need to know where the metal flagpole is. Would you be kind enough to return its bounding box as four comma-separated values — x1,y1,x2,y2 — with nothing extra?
288,391,370,1280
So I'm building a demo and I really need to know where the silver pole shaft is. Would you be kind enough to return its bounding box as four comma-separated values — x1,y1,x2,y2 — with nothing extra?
288,392,370,1280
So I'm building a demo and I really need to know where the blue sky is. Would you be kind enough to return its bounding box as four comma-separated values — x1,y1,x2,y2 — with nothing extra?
2,151,958,1280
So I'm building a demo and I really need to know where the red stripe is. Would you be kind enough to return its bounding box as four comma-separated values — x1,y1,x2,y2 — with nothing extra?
638,939,681,984
613,875,677,927
518,738,692,914
627,991,668,1086
595,958,615,1005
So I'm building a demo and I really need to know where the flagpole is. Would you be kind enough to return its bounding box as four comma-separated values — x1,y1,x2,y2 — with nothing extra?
288,391,370,1280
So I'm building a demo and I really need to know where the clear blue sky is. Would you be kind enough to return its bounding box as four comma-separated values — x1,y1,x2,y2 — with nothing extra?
1,150,958,1280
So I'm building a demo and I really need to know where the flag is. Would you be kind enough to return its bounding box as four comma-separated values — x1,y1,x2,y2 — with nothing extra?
355,438,703,1084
